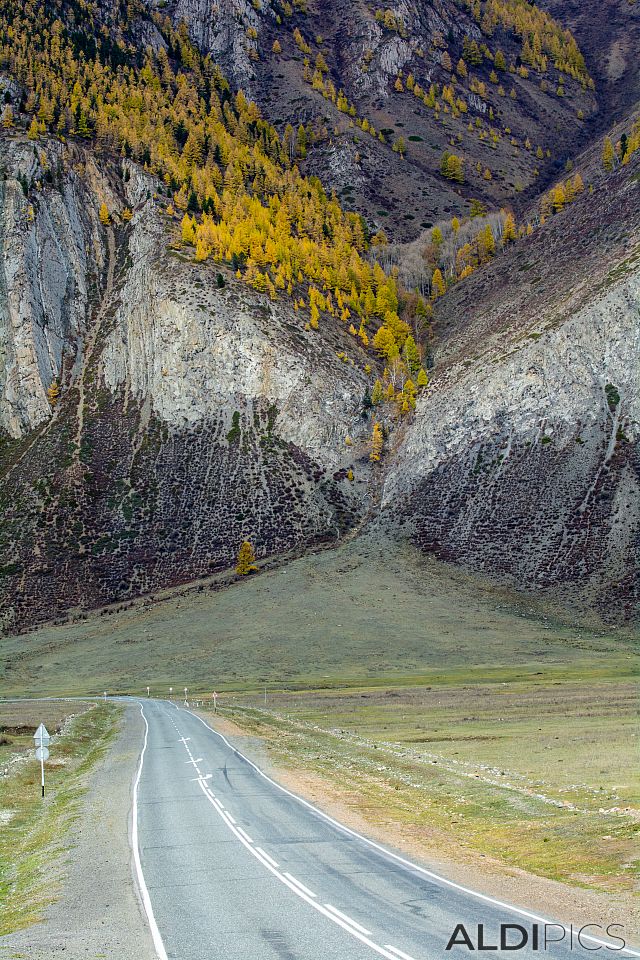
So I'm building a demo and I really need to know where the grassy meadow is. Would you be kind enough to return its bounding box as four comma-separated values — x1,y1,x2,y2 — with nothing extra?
0,536,635,698
215,672,638,896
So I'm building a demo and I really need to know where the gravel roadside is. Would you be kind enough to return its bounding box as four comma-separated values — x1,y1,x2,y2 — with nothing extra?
0,703,156,960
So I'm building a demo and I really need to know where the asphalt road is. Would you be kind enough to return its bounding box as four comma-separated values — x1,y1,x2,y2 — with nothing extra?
135,699,635,960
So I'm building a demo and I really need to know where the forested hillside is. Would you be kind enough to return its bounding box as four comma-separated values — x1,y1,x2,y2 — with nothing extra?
0,0,637,630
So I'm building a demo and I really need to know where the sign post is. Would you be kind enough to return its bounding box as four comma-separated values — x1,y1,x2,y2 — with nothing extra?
33,724,51,798
212,692,218,713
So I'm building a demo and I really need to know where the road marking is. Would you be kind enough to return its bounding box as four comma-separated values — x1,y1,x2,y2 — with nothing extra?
283,873,317,899
133,705,168,960
196,779,408,960
255,846,279,868
225,812,236,825
187,708,640,958
236,826,254,844
324,903,372,936
179,737,191,743
385,946,419,960
184,757,202,765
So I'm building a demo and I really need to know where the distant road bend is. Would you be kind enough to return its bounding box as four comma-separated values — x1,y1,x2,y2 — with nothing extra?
133,699,638,960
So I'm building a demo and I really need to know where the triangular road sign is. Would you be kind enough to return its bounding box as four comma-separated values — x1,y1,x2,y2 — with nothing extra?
33,724,50,745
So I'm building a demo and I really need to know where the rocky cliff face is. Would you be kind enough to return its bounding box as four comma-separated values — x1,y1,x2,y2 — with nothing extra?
0,118,638,630
0,139,372,632
0,141,114,438
382,150,640,617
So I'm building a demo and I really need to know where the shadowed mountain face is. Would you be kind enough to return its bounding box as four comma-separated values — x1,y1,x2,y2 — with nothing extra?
537,0,640,122
0,0,638,631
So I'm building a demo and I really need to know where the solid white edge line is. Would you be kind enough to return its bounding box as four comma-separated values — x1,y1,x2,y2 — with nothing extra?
324,903,372,936
133,704,168,960
185,706,640,959
196,780,403,960
255,846,279,868
384,945,419,960
236,826,254,844
283,872,317,899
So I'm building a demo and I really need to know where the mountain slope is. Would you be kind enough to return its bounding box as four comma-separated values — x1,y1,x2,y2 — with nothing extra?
0,140,371,632
382,138,640,617
0,0,638,632
537,0,640,123
158,0,598,237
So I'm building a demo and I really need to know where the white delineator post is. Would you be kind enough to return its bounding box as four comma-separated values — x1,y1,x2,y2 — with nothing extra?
33,724,51,799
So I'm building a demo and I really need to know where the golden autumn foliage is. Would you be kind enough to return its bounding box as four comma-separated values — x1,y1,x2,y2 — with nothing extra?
0,0,414,353
502,211,517,242
602,136,615,172
47,380,60,406
431,268,446,298
370,422,383,462
457,0,591,85
235,541,258,575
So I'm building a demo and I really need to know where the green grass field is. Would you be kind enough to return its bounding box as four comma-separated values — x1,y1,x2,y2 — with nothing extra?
1,536,635,698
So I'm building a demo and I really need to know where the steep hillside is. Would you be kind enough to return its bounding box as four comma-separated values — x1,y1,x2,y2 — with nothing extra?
157,0,598,237
538,0,640,123
0,0,637,633
382,141,640,618
0,139,372,632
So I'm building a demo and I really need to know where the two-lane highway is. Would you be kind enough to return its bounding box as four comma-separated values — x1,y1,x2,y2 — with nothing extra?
134,699,636,960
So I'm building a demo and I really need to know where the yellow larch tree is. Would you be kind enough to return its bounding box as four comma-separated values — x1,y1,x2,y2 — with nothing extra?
370,422,383,462
235,541,258,575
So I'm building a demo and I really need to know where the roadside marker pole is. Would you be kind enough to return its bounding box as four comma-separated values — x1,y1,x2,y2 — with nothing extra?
33,724,51,799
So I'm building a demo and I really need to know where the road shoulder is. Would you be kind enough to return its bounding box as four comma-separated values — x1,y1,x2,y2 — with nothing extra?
0,703,156,960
